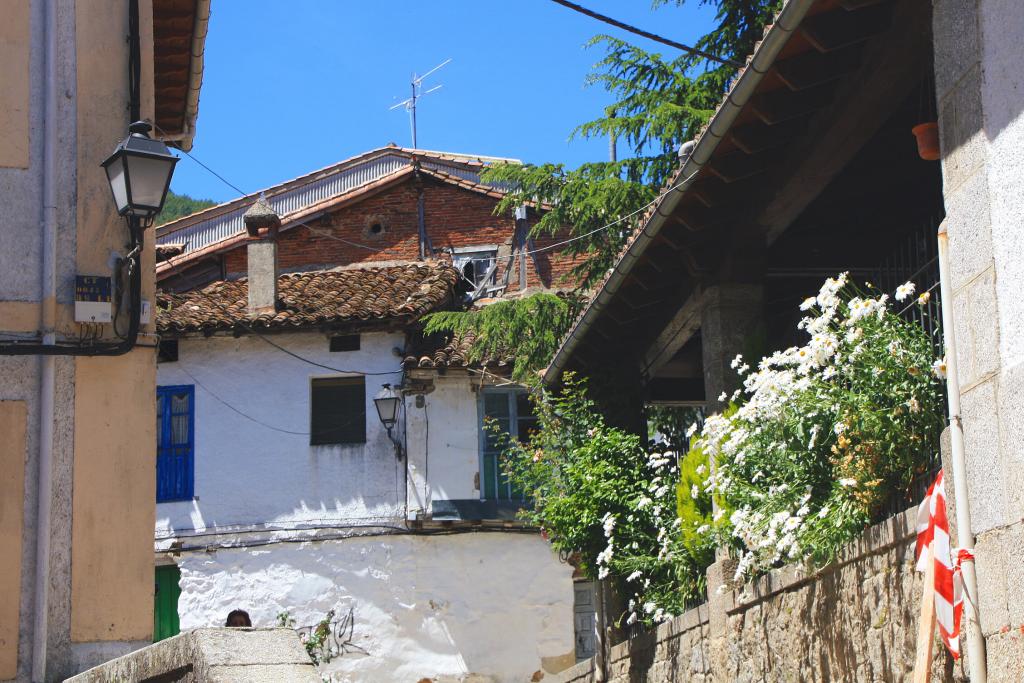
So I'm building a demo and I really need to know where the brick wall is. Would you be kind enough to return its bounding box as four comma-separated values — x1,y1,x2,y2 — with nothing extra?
221,175,581,291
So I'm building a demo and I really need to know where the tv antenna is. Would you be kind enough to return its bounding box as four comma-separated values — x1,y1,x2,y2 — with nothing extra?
389,58,451,148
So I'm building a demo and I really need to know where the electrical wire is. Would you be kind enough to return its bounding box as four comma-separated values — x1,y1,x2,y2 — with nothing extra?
164,131,705,267
549,0,742,68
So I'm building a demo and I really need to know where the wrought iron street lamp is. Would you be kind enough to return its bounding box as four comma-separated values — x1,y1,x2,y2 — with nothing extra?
374,384,403,458
101,121,178,223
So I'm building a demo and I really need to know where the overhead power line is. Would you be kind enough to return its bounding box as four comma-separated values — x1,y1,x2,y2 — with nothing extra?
549,0,742,68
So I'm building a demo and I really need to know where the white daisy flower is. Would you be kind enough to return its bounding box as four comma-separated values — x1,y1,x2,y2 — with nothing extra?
895,281,915,302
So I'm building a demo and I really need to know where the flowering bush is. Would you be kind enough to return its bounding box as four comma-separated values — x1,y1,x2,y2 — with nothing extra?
694,274,945,581
500,376,711,624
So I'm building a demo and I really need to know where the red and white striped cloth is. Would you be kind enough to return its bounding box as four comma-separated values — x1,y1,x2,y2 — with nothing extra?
915,470,972,659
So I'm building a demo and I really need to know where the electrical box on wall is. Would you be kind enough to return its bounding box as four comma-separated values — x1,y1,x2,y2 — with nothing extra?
74,275,112,323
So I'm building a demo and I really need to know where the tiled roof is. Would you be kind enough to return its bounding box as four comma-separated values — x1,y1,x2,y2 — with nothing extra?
157,262,458,335
403,332,512,371
155,146,520,266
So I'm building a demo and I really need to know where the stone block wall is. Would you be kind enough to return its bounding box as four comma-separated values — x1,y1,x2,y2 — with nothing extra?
553,509,966,683
933,0,1024,677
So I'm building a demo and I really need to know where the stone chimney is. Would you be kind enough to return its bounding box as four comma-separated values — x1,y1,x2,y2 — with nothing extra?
243,195,281,316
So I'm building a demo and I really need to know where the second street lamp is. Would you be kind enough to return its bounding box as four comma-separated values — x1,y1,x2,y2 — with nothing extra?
101,120,178,224
374,384,403,459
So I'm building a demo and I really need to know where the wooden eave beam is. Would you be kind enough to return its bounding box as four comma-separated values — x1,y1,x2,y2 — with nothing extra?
751,83,837,125
708,149,776,183
758,0,930,244
728,117,809,155
799,4,893,52
641,289,703,377
773,45,864,91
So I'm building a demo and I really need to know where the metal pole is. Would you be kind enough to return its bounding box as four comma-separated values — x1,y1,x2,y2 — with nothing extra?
937,224,987,682
410,80,417,149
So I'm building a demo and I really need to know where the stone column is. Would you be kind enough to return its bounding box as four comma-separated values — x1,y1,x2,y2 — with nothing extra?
933,0,1024,678
700,284,764,412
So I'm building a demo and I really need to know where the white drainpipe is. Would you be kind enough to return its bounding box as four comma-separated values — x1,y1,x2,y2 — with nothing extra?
31,0,59,678
937,224,987,682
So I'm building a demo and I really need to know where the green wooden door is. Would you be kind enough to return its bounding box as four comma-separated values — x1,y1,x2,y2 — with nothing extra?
154,565,181,642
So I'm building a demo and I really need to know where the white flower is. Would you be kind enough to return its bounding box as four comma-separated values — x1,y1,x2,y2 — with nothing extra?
833,422,846,435
932,358,947,380
685,422,698,437
598,567,610,579
602,513,616,538
626,612,638,625
818,506,829,518
691,484,699,500
695,463,706,476
730,353,744,369
626,570,643,582
718,392,728,402
637,496,652,509
643,601,656,614
918,291,931,305
800,296,817,311
839,478,857,487
895,281,916,302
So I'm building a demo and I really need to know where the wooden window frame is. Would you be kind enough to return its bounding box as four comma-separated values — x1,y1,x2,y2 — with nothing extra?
156,384,195,503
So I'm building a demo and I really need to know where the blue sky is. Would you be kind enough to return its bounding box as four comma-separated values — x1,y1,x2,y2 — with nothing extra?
170,1,717,203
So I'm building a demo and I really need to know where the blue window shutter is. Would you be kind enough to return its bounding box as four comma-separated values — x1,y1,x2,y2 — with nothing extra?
156,385,194,502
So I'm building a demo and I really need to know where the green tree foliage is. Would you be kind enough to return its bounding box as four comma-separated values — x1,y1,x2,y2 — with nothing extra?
432,1,782,379
422,293,583,384
156,190,217,226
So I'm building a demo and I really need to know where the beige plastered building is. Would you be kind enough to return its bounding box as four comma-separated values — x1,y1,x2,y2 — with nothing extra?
0,1,209,680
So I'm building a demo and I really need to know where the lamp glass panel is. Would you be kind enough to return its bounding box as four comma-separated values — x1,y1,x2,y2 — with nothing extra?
126,155,173,210
105,157,129,214
374,396,399,425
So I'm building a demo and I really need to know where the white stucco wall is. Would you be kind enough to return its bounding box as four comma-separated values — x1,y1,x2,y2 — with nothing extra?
156,332,409,536
175,532,575,682
405,374,483,516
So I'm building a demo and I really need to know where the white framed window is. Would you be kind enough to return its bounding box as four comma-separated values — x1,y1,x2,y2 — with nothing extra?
452,245,498,296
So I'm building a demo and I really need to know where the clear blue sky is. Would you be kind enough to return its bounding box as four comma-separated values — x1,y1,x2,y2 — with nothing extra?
170,1,717,203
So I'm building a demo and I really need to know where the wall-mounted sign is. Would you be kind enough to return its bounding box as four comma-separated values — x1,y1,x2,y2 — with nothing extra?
74,275,112,323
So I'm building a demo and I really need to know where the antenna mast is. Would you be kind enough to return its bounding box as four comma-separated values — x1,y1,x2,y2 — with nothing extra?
390,58,450,148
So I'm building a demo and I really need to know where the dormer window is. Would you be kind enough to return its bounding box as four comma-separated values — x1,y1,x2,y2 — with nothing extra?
452,246,498,299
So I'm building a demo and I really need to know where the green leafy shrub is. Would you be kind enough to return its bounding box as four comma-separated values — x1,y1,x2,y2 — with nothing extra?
500,376,710,625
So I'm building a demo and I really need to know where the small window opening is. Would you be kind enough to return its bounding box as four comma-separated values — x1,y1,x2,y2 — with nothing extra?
329,335,360,352
370,223,383,235
158,338,179,363
452,248,498,300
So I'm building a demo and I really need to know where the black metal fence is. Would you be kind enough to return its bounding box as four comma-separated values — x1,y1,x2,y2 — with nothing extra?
871,217,946,520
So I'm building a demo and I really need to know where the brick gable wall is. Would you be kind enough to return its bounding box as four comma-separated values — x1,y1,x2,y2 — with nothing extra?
220,176,582,290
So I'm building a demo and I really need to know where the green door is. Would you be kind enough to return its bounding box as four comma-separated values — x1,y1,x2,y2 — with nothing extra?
154,565,181,642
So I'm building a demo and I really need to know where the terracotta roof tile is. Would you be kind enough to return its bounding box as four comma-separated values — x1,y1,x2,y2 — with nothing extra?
403,332,512,371
158,262,458,335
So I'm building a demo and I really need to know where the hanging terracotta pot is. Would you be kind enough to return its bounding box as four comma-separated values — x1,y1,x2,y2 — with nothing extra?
912,122,940,161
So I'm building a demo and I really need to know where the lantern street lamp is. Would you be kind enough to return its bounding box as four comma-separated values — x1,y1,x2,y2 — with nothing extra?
101,121,178,224
374,384,403,459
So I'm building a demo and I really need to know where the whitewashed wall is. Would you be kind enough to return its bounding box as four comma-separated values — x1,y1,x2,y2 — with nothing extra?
156,332,408,536
175,532,575,682
156,332,576,681
405,373,483,516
